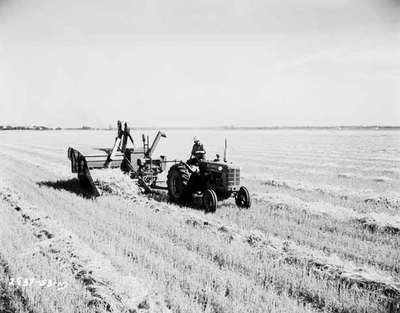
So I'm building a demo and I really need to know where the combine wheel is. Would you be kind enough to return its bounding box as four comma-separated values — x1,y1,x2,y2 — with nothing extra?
203,189,217,213
235,186,251,208
167,163,191,202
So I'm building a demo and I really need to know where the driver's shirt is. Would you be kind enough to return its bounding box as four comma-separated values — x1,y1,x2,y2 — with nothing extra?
191,142,205,157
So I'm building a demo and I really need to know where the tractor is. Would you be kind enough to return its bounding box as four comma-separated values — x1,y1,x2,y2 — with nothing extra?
166,141,251,213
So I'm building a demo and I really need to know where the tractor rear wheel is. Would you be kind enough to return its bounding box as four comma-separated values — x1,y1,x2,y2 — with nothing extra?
203,189,217,213
235,186,251,208
167,163,191,202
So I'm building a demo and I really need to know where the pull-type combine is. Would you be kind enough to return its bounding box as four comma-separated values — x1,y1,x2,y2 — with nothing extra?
68,121,167,196
68,121,251,212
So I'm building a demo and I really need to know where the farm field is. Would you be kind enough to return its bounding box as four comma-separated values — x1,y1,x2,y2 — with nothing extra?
0,129,400,313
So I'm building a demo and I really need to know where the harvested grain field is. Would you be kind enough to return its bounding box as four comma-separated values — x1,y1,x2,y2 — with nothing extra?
0,129,399,313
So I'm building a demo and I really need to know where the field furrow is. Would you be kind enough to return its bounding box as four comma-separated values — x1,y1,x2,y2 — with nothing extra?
0,130,399,313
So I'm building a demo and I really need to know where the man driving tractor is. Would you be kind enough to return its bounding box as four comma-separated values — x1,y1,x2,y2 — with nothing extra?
189,136,206,164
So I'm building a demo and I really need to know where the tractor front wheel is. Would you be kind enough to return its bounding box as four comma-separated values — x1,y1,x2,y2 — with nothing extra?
235,186,251,208
203,189,217,213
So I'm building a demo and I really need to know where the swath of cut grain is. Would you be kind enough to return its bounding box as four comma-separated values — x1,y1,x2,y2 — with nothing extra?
91,170,400,301
0,181,171,313
253,192,400,234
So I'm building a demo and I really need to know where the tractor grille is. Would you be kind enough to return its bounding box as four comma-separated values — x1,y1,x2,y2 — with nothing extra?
227,168,240,186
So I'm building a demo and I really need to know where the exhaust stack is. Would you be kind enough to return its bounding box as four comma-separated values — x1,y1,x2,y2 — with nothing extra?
223,138,227,162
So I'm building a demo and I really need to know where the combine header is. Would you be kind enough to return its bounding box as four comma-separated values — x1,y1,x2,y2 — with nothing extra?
68,121,167,196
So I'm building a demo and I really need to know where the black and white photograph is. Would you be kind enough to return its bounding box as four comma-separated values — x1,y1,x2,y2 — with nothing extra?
0,1,399,312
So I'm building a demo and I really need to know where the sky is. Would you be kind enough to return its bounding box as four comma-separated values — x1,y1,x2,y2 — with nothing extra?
0,0,399,128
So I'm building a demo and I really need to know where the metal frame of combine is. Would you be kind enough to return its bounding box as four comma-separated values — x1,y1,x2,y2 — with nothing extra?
68,121,167,196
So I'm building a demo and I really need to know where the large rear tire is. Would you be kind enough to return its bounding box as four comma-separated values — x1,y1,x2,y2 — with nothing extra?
203,189,217,213
235,186,251,208
167,163,191,202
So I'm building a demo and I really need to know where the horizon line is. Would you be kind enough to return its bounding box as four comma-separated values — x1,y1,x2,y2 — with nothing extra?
1,124,400,131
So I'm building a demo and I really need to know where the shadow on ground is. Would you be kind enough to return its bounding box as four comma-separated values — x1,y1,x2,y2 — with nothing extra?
37,179,96,199
145,189,234,213
144,189,205,211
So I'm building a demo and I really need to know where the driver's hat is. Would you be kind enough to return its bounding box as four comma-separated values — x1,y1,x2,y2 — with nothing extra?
193,136,200,143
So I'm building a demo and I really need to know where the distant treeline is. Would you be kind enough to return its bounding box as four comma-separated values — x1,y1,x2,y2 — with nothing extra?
1,125,399,131
0,125,97,131
0,125,60,130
